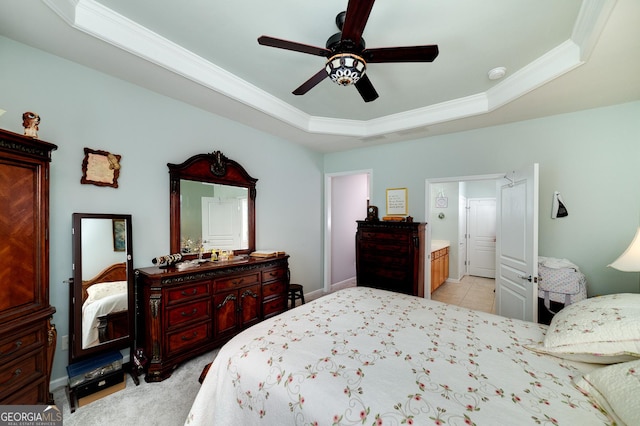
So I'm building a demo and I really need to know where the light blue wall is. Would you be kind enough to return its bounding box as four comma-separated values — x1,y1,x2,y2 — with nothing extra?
0,36,324,382
325,101,640,298
2,34,640,385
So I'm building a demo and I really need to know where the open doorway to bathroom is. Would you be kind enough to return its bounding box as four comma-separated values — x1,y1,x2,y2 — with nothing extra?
426,175,499,313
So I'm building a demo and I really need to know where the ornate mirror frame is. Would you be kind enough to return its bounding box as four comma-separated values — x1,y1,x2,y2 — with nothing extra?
169,151,257,256
70,213,134,363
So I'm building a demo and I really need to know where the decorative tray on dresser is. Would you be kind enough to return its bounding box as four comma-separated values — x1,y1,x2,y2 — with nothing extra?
136,255,289,382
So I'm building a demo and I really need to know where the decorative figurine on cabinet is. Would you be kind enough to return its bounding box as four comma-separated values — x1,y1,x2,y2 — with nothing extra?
22,111,40,138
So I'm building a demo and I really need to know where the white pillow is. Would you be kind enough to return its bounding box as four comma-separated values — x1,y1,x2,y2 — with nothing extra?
574,359,640,425
527,293,640,364
85,281,127,305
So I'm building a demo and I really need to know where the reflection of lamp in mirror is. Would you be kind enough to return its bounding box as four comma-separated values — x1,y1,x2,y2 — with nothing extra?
608,227,640,291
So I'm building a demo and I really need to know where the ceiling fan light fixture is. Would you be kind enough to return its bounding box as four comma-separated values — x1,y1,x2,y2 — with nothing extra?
326,53,366,86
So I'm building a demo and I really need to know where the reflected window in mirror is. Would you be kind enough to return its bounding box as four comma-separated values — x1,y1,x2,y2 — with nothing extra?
70,213,134,363
169,151,257,257
180,181,249,253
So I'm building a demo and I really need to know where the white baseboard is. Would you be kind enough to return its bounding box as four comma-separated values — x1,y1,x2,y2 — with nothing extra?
330,277,356,291
304,288,326,302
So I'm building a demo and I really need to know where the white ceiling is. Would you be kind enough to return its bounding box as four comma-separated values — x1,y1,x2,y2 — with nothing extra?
0,0,638,152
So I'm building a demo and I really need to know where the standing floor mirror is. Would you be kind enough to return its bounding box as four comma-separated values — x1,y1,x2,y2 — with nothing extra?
69,213,136,383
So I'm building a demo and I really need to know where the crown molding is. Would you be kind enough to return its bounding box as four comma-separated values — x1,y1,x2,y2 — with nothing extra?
43,0,612,139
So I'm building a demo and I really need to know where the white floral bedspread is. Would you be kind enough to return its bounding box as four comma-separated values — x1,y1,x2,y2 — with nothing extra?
186,287,612,425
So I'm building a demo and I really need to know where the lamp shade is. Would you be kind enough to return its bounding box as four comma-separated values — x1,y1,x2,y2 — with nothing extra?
608,227,640,272
325,53,366,86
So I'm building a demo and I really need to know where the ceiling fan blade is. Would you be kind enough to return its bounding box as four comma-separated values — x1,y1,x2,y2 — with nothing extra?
354,74,379,102
292,69,329,95
341,0,375,46
258,36,330,57
363,45,439,63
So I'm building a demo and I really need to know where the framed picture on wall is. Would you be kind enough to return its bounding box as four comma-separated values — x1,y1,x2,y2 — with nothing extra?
81,147,121,188
386,188,408,215
112,219,126,251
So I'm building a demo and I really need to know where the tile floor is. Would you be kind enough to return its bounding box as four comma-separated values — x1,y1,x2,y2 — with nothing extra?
430,275,496,314
328,276,496,314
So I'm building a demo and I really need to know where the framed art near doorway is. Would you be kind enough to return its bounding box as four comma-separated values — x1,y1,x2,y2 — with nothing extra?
386,188,407,216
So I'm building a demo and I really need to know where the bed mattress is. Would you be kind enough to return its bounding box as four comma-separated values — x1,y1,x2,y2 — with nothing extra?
186,287,611,425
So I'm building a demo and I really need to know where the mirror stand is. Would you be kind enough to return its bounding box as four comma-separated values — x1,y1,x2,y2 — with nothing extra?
67,213,139,412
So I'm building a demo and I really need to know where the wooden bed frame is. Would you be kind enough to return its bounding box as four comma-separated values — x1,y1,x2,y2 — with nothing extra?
82,262,129,343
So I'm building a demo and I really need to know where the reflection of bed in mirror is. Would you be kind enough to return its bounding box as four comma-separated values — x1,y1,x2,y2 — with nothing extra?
81,262,128,349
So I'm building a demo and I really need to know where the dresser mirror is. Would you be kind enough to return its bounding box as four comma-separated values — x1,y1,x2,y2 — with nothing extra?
69,213,134,362
169,151,257,256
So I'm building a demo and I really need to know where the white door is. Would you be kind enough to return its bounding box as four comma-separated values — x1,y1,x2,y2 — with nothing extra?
496,164,539,322
468,198,496,278
458,195,467,279
201,197,241,250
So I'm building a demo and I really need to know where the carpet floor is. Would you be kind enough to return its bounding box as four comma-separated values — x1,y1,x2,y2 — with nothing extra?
52,349,218,426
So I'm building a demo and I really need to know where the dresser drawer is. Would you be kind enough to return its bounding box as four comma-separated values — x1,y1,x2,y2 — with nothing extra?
261,267,286,283
0,327,43,362
167,323,210,356
0,351,44,401
359,253,411,267
360,267,409,282
358,240,410,255
359,230,411,243
1,379,46,405
262,280,286,298
214,273,260,292
263,296,286,318
166,282,210,305
166,300,211,328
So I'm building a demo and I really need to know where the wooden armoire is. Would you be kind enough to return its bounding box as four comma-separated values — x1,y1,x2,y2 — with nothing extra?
356,220,426,297
0,128,57,404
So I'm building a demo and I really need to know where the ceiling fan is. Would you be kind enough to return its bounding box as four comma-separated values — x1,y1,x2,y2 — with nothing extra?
258,0,439,102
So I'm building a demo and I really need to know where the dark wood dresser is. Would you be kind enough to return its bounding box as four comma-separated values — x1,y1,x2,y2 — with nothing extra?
356,221,426,297
136,255,289,382
0,128,57,404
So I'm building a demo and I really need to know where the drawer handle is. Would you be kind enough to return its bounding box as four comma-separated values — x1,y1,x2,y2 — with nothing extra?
181,288,198,296
241,289,258,299
232,278,245,285
181,308,198,317
269,272,279,277
181,332,198,342
0,368,22,386
217,294,237,309
0,340,22,357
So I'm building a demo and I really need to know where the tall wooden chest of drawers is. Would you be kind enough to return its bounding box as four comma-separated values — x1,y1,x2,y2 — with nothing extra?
136,255,289,382
356,221,426,297
0,128,57,404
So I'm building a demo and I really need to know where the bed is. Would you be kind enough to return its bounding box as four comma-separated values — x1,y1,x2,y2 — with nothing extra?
81,262,129,348
186,287,640,425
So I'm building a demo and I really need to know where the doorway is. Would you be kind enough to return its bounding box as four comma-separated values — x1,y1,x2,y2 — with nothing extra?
426,175,502,307
324,170,372,293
